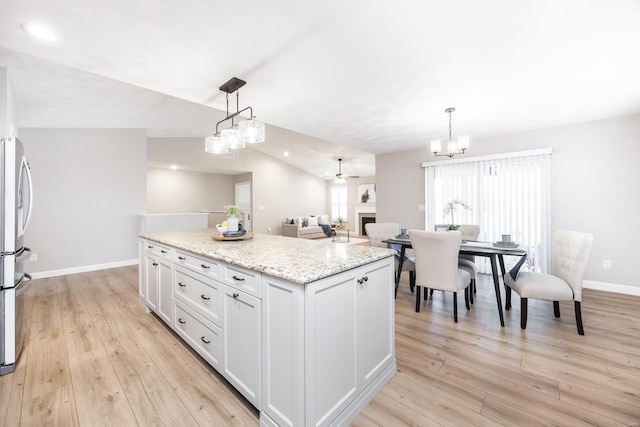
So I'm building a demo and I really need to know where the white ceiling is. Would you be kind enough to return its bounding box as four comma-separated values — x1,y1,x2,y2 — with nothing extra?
1,0,639,179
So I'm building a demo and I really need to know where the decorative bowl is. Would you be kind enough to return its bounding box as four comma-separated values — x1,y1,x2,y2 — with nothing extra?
216,224,228,234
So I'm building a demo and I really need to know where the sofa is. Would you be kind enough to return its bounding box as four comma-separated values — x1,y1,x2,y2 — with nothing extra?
282,215,333,239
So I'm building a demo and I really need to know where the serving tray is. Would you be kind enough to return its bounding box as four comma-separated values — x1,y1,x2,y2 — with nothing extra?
211,233,254,241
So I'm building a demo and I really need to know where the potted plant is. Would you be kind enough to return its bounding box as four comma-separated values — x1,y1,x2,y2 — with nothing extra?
337,216,344,228
224,204,242,232
442,199,471,230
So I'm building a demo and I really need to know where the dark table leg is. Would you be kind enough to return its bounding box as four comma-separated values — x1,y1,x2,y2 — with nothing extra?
489,254,505,327
394,245,406,299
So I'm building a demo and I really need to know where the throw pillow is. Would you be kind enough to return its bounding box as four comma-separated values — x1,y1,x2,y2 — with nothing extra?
307,216,318,227
302,217,308,227
319,214,329,225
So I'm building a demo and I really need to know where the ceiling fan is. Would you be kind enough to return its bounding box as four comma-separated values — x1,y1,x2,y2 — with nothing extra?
335,158,359,182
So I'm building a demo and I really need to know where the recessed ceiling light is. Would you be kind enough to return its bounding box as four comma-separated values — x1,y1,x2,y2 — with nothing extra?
22,23,57,41
170,164,178,170
283,151,289,157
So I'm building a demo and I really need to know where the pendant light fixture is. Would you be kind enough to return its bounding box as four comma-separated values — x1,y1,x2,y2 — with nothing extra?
430,107,469,157
205,77,265,154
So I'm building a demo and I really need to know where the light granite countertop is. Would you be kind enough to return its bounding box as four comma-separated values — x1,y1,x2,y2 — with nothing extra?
139,228,394,285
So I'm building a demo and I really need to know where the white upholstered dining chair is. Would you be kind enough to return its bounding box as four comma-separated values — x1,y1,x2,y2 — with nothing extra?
504,229,593,335
457,224,480,302
410,230,472,322
365,222,415,293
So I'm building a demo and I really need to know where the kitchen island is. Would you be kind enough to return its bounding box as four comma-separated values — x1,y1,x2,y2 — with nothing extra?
138,229,396,427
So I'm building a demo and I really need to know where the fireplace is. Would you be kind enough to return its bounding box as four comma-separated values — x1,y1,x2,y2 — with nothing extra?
360,215,376,236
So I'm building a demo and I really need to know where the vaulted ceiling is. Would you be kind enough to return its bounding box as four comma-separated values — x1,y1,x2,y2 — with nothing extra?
1,0,639,179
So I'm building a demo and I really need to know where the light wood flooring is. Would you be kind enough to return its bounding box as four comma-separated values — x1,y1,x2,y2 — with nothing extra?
1,265,639,426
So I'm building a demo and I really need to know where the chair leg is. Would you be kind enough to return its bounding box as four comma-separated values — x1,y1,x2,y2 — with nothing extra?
453,292,458,322
469,279,475,304
520,298,528,329
553,301,561,318
409,271,415,293
505,285,511,310
430,288,434,297
415,286,421,313
575,301,584,335
464,287,470,310
424,288,428,300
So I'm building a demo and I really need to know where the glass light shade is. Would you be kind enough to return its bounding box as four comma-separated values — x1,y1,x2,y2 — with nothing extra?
238,119,265,144
222,128,245,149
430,139,442,154
205,135,228,154
458,135,470,151
448,139,458,156
335,177,346,184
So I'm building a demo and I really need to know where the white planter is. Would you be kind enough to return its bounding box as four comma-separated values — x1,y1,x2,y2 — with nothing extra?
227,216,239,232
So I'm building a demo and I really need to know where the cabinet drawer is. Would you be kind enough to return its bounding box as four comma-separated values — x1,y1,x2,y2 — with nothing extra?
222,263,261,299
175,250,220,280
174,301,221,370
174,266,221,326
145,241,172,260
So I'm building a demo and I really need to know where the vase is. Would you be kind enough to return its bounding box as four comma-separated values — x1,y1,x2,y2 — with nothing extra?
227,216,239,232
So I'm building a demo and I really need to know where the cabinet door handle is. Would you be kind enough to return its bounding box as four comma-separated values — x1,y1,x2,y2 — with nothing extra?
364,276,368,282
357,278,363,284
152,262,158,267
201,294,210,301
178,318,186,324
147,245,153,249
357,276,369,284
161,250,167,254
232,293,239,299
201,336,211,344
232,275,245,282
201,264,211,269
178,256,186,260
178,282,186,287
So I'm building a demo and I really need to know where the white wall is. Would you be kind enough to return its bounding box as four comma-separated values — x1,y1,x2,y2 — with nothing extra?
147,137,327,234
20,128,147,276
376,113,640,291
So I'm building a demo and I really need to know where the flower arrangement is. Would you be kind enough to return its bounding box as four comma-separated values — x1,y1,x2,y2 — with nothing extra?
442,199,471,230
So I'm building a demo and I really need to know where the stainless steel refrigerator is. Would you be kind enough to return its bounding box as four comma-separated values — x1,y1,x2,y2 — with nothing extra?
0,137,33,375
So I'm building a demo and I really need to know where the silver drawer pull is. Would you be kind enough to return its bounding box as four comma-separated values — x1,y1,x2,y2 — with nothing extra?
152,262,158,267
232,275,245,281
201,336,211,344
178,282,186,287
178,318,186,324
178,256,186,260
201,264,211,269
232,293,239,299
161,250,167,254
147,245,153,249
201,294,210,301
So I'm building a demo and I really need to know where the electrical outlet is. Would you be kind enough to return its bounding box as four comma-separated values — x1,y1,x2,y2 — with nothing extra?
603,260,612,270
30,253,38,262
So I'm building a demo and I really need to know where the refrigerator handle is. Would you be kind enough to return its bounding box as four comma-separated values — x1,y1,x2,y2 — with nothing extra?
18,157,34,237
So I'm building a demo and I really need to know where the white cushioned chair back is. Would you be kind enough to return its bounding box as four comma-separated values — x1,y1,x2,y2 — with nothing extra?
458,224,480,241
365,222,400,248
552,229,594,302
410,230,462,292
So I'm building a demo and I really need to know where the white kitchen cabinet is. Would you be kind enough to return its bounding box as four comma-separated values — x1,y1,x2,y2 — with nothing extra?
141,240,173,326
222,284,261,409
174,300,222,369
262,257,395,427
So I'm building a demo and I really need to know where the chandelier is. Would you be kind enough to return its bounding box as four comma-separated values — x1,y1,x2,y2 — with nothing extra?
205,77,265,154
430,107,469,157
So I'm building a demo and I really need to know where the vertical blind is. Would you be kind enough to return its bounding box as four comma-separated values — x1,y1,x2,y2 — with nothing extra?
423,149,552,274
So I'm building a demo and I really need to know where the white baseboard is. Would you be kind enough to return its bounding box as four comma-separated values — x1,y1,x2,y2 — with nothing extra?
29,259,139,279
583,280,640,296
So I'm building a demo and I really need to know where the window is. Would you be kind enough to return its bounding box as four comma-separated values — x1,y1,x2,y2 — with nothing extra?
423,149,552,273
331,186,348,222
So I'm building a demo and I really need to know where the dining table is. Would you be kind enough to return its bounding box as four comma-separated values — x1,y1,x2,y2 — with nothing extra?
382,237,527,327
